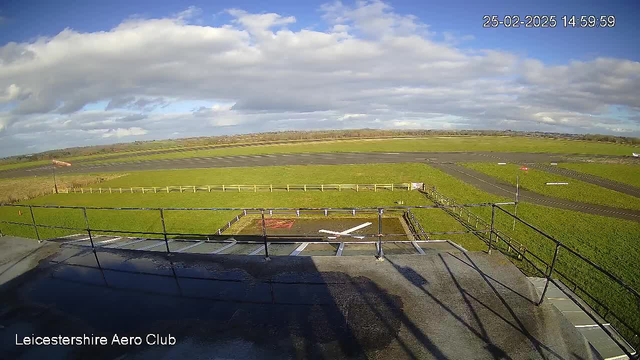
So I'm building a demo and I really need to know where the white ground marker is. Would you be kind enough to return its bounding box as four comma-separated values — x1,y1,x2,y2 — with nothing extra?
290,243,309,256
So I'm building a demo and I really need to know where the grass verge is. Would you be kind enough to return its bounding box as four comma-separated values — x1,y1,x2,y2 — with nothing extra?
462,162,640,211
559,162,640,188
82,136,640,165
0,173,125,204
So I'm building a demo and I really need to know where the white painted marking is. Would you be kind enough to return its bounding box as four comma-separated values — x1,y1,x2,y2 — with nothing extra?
412,241,426,255
138,240,173,251
63,237,90,244
211,241,237,254
290,242,309,256
96,237,122,245
575,324,610,328
175,241,204,253
319,222,372,239
107,238,146,248
249,244,267,255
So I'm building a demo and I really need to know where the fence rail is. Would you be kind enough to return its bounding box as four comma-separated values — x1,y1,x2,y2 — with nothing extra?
62,183,420,194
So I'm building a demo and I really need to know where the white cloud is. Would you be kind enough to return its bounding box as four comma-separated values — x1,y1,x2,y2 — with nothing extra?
0,1,638,156
100,127,148,138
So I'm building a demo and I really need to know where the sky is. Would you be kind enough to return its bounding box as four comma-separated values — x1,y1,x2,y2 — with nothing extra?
0,0,639,157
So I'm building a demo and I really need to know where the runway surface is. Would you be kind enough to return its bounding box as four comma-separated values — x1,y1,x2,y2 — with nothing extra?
2,151,639,221
431,163,640,222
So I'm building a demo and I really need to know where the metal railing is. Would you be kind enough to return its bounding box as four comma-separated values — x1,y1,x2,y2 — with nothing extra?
490,205,639,359
1,199,637,357
420,185,638,358
61,183,418,194
0,202,510,258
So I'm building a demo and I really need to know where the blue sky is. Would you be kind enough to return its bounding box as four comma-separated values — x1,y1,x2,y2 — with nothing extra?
0,0,638,156
3,0,638,63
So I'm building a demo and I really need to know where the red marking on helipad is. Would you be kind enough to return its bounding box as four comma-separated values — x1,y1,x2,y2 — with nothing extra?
260,219,296,229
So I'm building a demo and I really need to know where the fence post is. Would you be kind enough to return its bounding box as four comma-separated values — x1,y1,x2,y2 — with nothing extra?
376,208,384,259
254,185,257,192
391,184,394,192
222,185,225,192
488,205,496,254
287,185,289,192
160,209,170,253
28,206,41,242
356,184,359,192
321,184,324,192
261,210,269,260
338,184,341,192
109,188,112,194
270,184,273,192
374,184,377,192
82,207,95,250
538,244,560,305
304,185,307,192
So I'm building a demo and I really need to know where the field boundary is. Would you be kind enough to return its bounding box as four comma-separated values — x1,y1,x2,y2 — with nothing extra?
62,183,423,194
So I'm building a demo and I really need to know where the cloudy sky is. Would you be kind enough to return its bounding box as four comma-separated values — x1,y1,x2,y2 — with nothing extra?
0,0,639,157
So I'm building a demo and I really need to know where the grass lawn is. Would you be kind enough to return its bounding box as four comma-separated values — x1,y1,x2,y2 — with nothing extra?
1,162,638,339
0,173,125,204
82,136,640,165
559,162,640,188
462,163,640,211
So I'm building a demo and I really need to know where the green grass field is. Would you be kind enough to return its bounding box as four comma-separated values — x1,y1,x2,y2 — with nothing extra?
1,162,638,340
81,136,640,165
462,163,640,210
559,163,640,188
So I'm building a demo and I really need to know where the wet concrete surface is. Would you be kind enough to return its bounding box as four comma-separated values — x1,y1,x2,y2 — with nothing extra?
432,163,640,222
0,242,599,359
0,236,59,286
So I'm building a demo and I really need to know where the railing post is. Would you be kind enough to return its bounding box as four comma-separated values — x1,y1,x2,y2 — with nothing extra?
82,207,95,250
28,205,41,242
376,208,384,259
488,204,496,254
160,209,170,253
261,209,269,260
538,243,560,305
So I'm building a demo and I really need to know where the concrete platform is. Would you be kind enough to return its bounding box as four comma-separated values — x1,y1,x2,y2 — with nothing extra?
0,240,600,359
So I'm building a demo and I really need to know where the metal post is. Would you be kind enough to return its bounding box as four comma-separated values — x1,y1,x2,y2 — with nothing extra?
52,165,59,194
82,207,95,250
376,208,384,259
160,209,170,253
488,205,496,254
28,205,41,242
261,210,269,259
538,244,560,305
513,175,519,230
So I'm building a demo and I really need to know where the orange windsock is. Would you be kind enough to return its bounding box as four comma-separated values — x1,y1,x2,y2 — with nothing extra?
52,159,72,167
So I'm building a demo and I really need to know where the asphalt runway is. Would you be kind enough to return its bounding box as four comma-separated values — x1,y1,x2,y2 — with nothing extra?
431,163,640,222
2,151,639,221
0,151,619,179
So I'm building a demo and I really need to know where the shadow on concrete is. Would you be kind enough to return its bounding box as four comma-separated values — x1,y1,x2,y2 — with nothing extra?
0,247,444,359
386,255,576,360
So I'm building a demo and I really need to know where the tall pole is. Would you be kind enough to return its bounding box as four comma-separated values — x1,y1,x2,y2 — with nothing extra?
513,175,519,230
52,165,59,194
